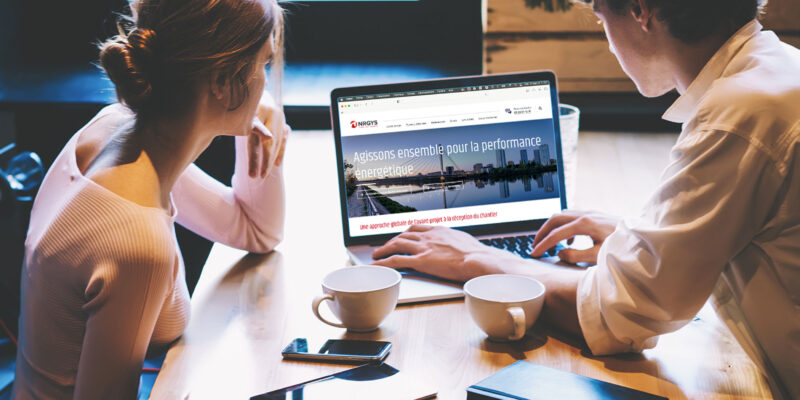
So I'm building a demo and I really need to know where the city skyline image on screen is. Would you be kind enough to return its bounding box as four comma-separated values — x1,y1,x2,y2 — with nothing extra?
342,119,560,218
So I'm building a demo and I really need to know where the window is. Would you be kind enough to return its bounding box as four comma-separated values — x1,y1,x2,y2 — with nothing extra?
281,0,482,107
1,0,482,109
283,0,481,69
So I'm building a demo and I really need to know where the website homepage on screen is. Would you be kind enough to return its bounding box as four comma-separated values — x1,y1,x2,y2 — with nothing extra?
338,81,561,237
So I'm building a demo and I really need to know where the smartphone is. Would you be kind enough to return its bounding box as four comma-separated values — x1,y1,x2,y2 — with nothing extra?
281,338,392,363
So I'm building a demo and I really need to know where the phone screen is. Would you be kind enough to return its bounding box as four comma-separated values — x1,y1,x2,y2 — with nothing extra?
320,340,389,356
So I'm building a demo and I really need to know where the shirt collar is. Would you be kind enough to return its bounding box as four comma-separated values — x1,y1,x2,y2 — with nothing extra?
663,20,763,123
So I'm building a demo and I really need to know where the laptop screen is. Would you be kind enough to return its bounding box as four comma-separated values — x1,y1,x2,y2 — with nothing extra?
333,74,564,241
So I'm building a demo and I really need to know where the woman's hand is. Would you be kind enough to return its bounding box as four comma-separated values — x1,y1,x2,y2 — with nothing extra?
371,225,524,282
248,93,290,178
531,210,620,264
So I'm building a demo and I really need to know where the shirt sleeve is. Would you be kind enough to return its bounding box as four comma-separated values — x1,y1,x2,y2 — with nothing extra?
172,135,285,253
577,129,783,355
74,251,174,399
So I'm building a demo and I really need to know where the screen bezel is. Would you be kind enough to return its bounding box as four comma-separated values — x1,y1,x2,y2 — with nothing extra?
330,71,568,246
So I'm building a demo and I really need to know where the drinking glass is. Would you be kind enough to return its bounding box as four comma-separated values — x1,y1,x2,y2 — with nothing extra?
559,104,580,207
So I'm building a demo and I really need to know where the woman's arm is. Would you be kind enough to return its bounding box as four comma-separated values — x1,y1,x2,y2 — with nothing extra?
74,251,173,399
172,94,288,253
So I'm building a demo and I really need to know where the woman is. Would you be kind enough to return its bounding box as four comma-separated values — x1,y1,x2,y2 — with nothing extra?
13,0,288,398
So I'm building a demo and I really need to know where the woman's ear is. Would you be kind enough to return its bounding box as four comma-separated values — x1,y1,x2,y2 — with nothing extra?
210,71,229,104
630,0,654,32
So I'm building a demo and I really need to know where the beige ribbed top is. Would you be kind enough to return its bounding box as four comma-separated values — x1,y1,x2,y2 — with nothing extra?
12,104,285,399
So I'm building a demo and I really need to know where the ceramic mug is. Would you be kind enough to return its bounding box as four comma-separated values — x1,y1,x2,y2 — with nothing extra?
312,266,401,332
464,274,546,341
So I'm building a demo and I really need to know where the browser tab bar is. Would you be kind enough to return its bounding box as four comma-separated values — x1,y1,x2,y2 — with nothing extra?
338,82,553,134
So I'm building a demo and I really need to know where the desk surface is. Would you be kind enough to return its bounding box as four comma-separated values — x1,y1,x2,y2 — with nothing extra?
150,130,772,400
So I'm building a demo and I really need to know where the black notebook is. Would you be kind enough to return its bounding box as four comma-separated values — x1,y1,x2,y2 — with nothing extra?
467,361,667,400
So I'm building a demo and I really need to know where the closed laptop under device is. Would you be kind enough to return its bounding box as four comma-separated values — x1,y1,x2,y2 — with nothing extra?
330,71,568,304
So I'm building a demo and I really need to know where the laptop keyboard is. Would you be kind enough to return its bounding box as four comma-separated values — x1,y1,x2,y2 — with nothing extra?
479,234,566,259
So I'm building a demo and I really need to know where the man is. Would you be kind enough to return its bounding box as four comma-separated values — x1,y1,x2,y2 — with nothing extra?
372,0,799,398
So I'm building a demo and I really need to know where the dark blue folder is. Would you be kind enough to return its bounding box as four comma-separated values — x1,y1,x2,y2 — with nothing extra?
467,361,667,400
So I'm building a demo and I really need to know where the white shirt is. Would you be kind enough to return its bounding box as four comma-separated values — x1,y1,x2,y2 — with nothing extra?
13,104,285,399
576,20,800,400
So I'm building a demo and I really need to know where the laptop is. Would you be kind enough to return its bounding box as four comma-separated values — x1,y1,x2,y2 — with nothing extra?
330,71,568,304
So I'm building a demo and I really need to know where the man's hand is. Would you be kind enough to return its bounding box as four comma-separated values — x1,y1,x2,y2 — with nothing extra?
248,93,290,178
531,210,619,264
371,225,522,282
373,224,587,336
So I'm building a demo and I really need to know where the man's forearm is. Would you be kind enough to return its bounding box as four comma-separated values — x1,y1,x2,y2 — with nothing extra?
540,268,583,336
501,259,584,337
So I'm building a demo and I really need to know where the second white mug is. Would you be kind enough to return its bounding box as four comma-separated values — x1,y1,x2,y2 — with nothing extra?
464,274,546,341
312,265,401,332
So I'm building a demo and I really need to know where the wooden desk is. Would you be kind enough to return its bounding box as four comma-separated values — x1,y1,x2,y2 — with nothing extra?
150,130,772,399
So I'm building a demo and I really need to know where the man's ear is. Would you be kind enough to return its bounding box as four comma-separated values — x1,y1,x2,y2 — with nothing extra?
630,0,654,32
210,71,229,104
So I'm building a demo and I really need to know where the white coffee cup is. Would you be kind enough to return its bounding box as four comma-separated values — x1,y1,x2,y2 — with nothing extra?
312,266,401,332
464,274,546,341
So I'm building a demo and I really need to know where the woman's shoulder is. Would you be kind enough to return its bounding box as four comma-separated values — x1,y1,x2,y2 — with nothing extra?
32,182,177,277
93,103,135,124
75,103,134,145
73,103,133,164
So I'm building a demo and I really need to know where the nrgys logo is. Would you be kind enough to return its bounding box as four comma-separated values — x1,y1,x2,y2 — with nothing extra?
350,120,378,129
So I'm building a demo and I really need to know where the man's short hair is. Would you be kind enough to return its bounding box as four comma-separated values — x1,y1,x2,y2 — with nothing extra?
576,0,765,43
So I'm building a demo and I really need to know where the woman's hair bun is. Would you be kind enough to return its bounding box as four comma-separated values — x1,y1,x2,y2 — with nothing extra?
99,28,159,112
98,0,284,118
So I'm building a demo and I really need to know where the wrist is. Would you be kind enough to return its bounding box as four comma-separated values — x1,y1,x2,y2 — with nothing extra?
464,247,526,278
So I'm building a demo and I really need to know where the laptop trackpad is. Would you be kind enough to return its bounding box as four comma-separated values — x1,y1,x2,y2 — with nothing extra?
396,270,464,305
